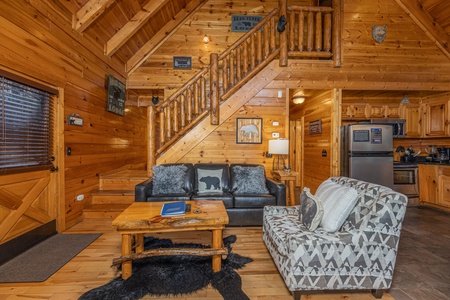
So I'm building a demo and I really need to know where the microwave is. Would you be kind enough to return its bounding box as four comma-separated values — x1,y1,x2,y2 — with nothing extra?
367,119,406,138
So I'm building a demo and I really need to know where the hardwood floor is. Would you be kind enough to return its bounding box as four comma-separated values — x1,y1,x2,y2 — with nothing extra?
0,206,448,300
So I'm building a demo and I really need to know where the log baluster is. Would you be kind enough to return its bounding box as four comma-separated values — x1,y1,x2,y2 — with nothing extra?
270,17,276,52
159,109,165,144
236,46,242,81
289,12,295,52
180,93,186,128
243,41,248,75
263,22,270,59
298,11,304,51
166,103,172,140
193,81,199,115
250,34,256,70
307,11,314,51
147,106,156,177
324,12,331,52
229,51,235,86
257,28,262,64
210,53,219,125
315,12,322,51
187,87,193,123
173,99,179,133
200,76,206,111
223,55,229,92
279,0,287,66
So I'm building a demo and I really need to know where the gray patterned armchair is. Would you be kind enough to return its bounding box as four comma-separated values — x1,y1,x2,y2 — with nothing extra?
262,176,408,300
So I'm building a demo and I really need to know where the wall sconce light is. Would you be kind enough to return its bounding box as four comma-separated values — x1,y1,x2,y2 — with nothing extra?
292,96,305,104
202,35,210,44
268,138,289,171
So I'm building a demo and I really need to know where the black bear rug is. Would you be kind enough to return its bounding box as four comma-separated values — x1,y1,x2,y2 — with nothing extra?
79,235,252,300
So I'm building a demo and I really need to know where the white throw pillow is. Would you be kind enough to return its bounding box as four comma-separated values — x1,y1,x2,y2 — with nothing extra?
316,180,358,232
299,187,324,231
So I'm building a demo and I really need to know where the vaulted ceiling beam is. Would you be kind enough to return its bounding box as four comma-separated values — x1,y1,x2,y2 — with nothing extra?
126,0,206,75
73,0,116,32
105,0,171,57
395,0,450,59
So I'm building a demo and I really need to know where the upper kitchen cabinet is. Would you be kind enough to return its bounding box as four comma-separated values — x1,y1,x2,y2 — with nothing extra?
342,103,400,120
399,103,423,138
424,99,449,137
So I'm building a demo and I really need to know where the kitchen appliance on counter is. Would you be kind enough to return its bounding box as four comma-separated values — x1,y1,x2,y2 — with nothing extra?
437,147,449,163
425,145,438,160
341,124,393,188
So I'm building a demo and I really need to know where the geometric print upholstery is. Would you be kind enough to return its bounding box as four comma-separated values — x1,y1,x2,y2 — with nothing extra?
262,176,408,294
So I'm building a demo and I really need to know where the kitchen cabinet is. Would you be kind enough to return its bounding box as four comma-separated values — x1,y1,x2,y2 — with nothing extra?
400,103,422,138
424,99,449,137
419,164,450,210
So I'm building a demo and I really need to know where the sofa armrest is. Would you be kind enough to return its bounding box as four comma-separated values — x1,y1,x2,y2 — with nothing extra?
263,205,299,217
135,178,153,202
266,178,286,206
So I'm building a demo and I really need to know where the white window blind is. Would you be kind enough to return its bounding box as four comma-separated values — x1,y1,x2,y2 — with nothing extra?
0,76,54,173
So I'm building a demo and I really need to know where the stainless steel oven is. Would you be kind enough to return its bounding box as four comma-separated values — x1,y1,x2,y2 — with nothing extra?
393,163,419,197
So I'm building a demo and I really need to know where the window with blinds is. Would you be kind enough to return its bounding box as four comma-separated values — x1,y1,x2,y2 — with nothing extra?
0,76,54,174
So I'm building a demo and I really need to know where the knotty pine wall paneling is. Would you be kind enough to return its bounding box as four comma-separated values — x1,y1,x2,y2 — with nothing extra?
290,90,334,192
127,0,315,91
0,1,147,231
180,87,287,174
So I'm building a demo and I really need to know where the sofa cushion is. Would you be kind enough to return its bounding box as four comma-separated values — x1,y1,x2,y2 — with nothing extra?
152,165,188,195
316,179,358,232
234,194,276,208
230,165,269,194
299,187,323,231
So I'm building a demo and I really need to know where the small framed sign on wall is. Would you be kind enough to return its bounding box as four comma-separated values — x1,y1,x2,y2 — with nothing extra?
107,75,125,116
173,56,192,70
231,15,263,32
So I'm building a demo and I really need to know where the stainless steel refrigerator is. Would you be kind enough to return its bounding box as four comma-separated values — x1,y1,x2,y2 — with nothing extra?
341,124,393,188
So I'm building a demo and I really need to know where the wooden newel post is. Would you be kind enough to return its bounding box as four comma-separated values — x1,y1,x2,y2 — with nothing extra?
147,105,156,177
279,0,288,67
210,53,219,125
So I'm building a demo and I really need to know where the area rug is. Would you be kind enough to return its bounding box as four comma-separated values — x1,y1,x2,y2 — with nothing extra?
79,235,253,300
0,233,101,283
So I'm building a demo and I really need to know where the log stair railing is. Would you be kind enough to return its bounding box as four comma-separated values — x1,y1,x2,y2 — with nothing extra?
148,5,337,172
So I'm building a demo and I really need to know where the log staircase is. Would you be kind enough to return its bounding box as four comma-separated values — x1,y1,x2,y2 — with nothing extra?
83,4,340,219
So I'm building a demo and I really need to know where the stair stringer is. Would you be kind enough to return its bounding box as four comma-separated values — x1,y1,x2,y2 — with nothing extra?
157,60,286,164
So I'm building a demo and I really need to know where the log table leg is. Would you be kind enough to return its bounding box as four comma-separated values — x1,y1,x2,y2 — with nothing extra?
121,234,132,279
135,233,144,253
211,228,223,272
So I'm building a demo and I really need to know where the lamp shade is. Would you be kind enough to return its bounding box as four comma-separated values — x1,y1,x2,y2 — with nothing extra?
268,139,289,154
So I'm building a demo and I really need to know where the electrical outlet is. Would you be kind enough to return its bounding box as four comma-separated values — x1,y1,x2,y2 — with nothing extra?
272,132,280,138
76,194,84,201
277,90,282,98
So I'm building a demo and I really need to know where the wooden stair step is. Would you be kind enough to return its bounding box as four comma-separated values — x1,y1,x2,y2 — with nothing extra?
100,170,149,190
91,190,135,205
83,204,131,219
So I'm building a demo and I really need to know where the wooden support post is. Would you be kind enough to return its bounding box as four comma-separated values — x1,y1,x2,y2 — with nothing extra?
332,0,343,66
147,106,156,177
210,53,219,125
315,12,322,51
279,0,287,66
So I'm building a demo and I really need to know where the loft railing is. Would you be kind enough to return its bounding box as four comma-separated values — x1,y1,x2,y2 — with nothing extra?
287,6,334,58
148,4,337,168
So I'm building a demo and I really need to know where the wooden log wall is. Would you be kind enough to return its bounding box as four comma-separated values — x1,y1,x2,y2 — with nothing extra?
0,0,148,233
127,0,315,93
290,90,334,192
180,87,288,174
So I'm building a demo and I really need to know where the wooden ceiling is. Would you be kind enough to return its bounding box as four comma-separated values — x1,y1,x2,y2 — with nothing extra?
53,0,450,75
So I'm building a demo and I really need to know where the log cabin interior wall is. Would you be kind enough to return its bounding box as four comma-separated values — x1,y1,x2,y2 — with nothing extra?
1,0,450,239
290,90,334,192
0,0,148,237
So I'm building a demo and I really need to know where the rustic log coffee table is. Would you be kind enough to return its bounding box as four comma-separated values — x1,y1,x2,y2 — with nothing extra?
112,200,229,279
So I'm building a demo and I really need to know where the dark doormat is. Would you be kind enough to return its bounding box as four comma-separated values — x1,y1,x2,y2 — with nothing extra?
0,233,101,283
79,235,253,300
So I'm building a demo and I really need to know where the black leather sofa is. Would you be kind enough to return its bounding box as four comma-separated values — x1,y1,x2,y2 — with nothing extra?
135,163,286,226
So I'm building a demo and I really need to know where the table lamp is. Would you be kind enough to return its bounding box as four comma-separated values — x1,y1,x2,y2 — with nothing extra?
268,138,289,171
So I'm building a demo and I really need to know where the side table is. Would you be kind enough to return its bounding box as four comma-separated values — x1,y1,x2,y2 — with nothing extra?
271,170,299,206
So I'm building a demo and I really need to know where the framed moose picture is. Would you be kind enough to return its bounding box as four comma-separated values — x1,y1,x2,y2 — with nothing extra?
236,118,262,144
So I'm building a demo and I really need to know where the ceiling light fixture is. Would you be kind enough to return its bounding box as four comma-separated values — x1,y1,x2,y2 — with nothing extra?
292,96,305,104
400,94,410,104
202,35,210,44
